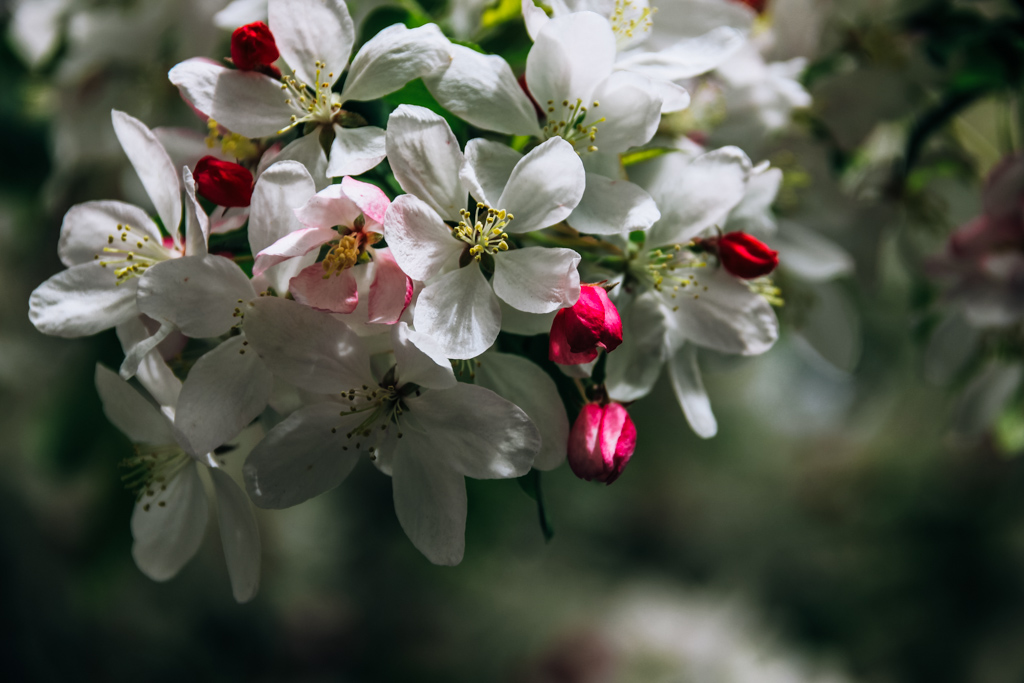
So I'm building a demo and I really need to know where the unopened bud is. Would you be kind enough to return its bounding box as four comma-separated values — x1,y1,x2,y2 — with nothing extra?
231,22,280,72
568,403,636,485
735,0,769,14
549,283,622,365
194,156,254,208
716,231,779,279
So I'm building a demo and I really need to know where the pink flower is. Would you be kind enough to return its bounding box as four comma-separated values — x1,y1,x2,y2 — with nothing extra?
568,402,637,485
549,283,622,365
253,177,412,322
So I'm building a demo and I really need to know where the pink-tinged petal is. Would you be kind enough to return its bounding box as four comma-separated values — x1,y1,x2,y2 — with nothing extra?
367,247,412,324
567,402,635,484
252,226,337,277
340,176,390,226
294,184,362,230
289,263,359,314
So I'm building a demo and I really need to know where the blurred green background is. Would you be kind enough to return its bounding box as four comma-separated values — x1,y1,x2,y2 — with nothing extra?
5,0,1024,681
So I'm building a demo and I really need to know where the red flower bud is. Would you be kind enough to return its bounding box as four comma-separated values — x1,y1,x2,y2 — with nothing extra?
193,156,254,208
231,22,280,71
568,403,636,485
549,284,623,365
716,231,779,279
735,0,769,14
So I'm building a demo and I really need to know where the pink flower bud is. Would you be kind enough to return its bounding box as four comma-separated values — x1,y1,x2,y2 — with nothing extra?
194,156,253,208
717,231,779,279
549,283,623,365
735,0,769,14
231,22,280,72
568,403,636,485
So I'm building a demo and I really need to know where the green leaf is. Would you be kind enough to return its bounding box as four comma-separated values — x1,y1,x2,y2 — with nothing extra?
621,147,676,167
481,0,523,30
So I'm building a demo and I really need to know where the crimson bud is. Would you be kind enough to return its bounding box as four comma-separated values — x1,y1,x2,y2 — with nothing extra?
193,156,254,208
231,22,280,71
735,0,769,14
568,403,637,485
549,283,623,365
716,231,779,279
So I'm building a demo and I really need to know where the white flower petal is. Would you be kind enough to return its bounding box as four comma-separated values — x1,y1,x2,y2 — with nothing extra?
647,146,752,247
248,160,318,294
174,336,273,456
168,58,295,139
131,462,208,581
476,352,568,470
392,322,457,390
391,441,466,566
327,124,386,177
118,320,174,381
424,44,542,136
587,71,661,152
526,12,616,106
269,0,354,86
182,166,210,257
497,137,585,233
413,265,501,360
58,200,162,268
384,194,464,282
275,134,330,191
386,105,466,221
340,23,451,103
94,364,175,444
210,468,261,603
461,138,522,208
29,262,137,338
498,299,556,335
667,343,717,438
647,0,754,47
567,173,659,235
111,110,181,245
774,220,854,282
405,383,539,478
138,255,256,339
243,403,364,509
606,291,667,402
726,166,782,236
242,296,374,393
617,26,745,81
492,246,580,314
115,318,183,408
521,0,550,39
669,267,779,356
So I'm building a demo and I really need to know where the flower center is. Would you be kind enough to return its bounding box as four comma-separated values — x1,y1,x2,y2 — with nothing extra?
334,380,417,458
278,60,342,133
96,223,175,285
542,98,604,154
454,204,512,261
633,245,709,310
321,234,362,278
610,0,656,49
120,444,191,504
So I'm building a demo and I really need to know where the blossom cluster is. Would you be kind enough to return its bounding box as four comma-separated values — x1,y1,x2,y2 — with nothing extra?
27,0,804,601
